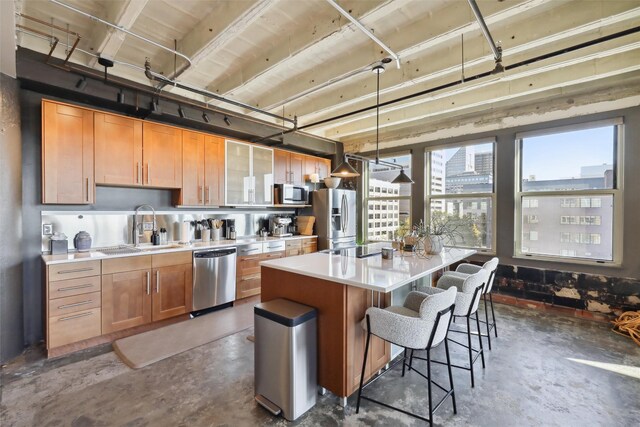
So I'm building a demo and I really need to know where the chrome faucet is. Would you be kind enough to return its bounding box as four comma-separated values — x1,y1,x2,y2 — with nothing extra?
133,204,156,246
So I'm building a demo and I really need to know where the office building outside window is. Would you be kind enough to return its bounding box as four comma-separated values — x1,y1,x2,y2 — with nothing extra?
366,154,411,242
425,140,496,251
515,119,623,263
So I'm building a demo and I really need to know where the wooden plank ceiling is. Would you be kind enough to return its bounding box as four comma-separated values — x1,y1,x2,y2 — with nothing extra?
14,0,640,152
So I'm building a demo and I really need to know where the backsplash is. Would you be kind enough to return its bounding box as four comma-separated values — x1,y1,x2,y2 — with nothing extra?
41,210,295,253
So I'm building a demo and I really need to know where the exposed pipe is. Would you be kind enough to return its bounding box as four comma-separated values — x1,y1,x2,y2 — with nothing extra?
16,13,80,66
144,60,296,125
298,24,640,131
325,0,401,69
467,0,502,62
49,0,192,67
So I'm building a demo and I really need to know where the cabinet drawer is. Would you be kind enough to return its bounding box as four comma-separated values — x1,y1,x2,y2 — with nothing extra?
152,251,191,268
48,308,101,348
237,275,261,299
49,291,101,318
49,261,101,281
262,251,285,260
286,248,302,257
49,275,101,299
102,255,151,274
263,240,286,253
237,256,262,277
302,238,317,247
285,240,302,250
237,243,263,256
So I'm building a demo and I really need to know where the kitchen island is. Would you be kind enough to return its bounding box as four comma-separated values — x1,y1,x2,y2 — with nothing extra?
260,247,475,404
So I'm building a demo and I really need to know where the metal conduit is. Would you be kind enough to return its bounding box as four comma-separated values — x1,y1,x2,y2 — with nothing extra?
325,0,401,69
298,25,640,131
467,0,502,62
49,0,192,67
144,61,296,125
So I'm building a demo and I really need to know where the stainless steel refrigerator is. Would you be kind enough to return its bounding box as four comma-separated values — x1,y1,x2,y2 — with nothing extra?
312,189,357,250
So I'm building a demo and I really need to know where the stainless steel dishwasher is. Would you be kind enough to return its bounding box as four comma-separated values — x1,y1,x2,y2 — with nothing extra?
193,247,237,311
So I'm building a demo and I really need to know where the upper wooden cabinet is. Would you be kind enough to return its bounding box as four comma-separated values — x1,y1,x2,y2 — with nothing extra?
143,123,182,188
42,100,94,204
274,149,305,185
180,131,225,206
94,112,143,186
226,140,274,206
304,156,332,181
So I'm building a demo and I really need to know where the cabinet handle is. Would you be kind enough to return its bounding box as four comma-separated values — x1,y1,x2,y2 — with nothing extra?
85,177,91,202
58,300,93,310
242,273,261,281
206,186,210,204
156,271,160,293
146,163,150,184
57,283,93,292
146,271,150,295
240,248,259,253
241,256,261,261
59,312,92,322
198,185,202,203
136,162,140,184
57,267,93,274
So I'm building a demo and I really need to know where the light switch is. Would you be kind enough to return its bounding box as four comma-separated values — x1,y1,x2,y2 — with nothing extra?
43,224,53,235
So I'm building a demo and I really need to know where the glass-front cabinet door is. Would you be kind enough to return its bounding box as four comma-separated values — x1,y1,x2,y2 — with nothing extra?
225,140,251,205
252,145,274,206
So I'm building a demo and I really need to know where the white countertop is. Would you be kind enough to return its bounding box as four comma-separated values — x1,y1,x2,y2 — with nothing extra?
41,235,317,265
260,247,476,293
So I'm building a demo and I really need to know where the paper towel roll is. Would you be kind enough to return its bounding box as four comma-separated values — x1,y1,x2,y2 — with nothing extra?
180,221,191,244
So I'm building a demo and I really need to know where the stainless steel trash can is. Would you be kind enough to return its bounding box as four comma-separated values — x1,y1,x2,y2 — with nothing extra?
254,298,317,421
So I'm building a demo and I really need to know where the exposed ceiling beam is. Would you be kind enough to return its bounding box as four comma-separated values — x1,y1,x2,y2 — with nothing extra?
86,0,148,68
325,43,640,141
293,4,640,125
233,0,548,116
159,0,275,81
205,0,389,100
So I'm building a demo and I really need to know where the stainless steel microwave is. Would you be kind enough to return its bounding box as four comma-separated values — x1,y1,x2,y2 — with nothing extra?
275,184,308,204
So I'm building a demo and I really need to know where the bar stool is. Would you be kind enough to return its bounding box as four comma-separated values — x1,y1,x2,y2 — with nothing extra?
445,258,499,349
356,287,457,427
414,269,488,387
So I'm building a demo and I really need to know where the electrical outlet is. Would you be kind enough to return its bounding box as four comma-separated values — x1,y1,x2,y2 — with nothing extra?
43,224,53,235
143,221,154,231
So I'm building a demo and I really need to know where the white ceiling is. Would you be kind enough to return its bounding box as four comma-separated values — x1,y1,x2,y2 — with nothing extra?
14,0,640,152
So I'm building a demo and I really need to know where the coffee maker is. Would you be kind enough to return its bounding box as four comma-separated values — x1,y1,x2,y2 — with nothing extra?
223,219,236,240
270,216,292,237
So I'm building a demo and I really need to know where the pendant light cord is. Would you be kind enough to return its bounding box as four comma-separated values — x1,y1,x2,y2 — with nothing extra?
376,69,380,164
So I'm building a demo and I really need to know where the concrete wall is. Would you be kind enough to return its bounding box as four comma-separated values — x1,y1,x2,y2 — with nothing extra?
1,75,24,362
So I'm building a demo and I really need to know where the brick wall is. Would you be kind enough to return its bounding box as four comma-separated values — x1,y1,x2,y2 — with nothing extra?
493,264,640,318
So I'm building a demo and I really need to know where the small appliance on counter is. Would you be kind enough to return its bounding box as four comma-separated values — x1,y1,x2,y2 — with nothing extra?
49,232,68,255
274,184,308,205
73,231,92,252
270,216,292,237
223,219,236,240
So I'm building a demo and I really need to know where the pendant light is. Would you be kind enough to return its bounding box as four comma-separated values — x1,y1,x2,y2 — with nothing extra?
391,168,413,184
331,155,360,177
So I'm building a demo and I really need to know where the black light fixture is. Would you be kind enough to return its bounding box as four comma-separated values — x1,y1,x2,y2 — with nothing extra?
391,168,414,184
117,89,125,104
372,64,385,164
331,155,360,177
75,77,87,91
223,115,231,126
202,111,210,123
178,105,186,118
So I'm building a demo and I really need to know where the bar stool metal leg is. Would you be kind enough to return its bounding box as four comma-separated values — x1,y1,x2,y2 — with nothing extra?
475,311,485,368
484,295,492,350
356,322,372,414
444,338,457,414
490,293,498,337
466,316,475,387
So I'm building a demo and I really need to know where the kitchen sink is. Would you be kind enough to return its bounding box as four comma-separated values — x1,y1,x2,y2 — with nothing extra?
137,244,184,252
98,245,142,255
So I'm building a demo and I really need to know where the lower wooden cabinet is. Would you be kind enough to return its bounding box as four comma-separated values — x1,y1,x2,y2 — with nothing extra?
102,268,152,334
48,308,102,348
236,250,286,299
302,237,318,254
152,263,192,321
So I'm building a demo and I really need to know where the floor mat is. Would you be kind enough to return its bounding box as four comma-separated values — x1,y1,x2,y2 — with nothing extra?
113,302,254,368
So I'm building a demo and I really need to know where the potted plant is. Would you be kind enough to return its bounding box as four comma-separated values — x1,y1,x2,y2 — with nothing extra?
414,213,469,254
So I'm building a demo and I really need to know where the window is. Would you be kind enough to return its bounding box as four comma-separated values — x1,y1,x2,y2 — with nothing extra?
516,119,622,263
426,140,495,251
365,154,412,242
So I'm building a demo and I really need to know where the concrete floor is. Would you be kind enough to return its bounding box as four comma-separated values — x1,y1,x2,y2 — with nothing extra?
1,303,639,426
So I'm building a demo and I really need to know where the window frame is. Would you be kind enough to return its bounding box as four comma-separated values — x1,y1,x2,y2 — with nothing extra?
424,138,497,254
364,151,412,243
514,118,624,265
